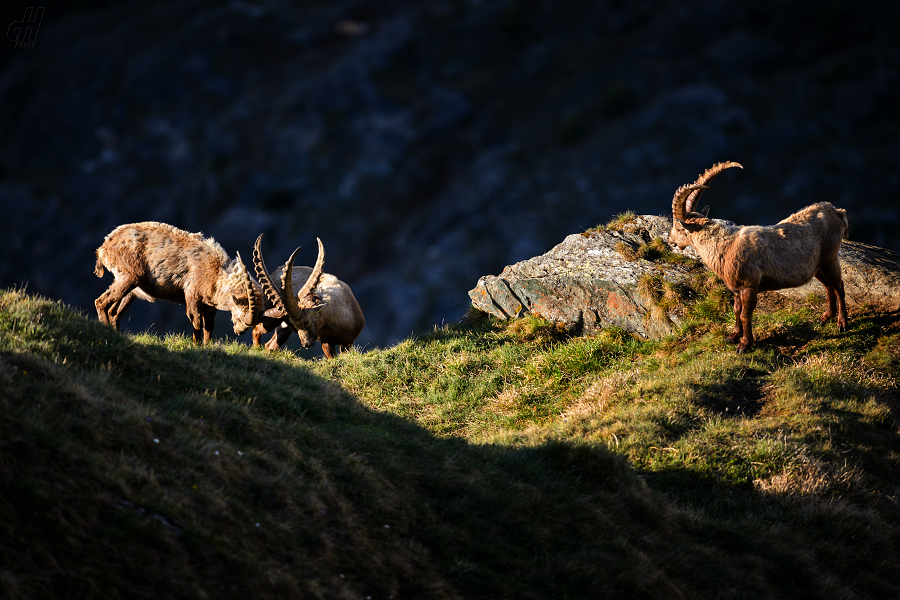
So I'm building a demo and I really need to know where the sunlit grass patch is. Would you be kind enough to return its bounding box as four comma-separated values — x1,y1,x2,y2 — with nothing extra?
314,315,650,436
583,209,637,234
504,313,569,344
617,237,695,267
684,272,732,323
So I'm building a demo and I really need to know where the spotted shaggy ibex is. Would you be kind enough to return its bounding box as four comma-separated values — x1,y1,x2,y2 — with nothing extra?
251,234,365,358
94,222,260,344
668,162,849,352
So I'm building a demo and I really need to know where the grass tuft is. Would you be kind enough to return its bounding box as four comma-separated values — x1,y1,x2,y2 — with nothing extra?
585,210,637,234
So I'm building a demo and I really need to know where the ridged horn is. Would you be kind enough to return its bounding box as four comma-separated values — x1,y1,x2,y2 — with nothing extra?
672,184,708,222
297,237,326,304
281,238,326,329
252,233,289,317
235,251,258,327
685,161,743,214
279,245,305,327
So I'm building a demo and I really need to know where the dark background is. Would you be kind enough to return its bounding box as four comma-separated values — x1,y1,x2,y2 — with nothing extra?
2,0,898,351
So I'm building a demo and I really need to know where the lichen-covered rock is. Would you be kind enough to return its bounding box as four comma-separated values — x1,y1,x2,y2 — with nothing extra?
469,215,900,338
469,216,696,338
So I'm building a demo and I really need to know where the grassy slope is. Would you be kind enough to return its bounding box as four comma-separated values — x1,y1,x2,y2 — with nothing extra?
1,286,899,599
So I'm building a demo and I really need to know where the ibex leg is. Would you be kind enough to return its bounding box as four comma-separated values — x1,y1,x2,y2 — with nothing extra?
815,264,847,332
727,290,743,344
96,279,138,330
264,323,293,351
737,287,757,353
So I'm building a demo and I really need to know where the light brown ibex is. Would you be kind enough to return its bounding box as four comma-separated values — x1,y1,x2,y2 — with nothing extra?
251,234,365,358
94,222,260,344
668,162,849,352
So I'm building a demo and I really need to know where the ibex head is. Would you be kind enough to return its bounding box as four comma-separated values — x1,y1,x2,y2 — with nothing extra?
223,252,260,335
669,161,742,250
252,234,327,349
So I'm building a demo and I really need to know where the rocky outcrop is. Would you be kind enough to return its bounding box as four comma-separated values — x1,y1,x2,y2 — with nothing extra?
469,216,690,338
469,215,900,338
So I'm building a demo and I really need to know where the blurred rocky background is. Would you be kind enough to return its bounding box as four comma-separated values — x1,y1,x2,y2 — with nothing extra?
1,0,898,350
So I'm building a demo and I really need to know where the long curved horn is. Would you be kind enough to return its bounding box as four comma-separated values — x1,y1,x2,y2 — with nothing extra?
235,251,258,327
672,184,708,222
279,245,305,327
296,237,326,304
252,234,289,316
685,161,742,214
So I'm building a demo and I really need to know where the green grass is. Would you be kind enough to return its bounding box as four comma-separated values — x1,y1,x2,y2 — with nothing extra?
2,287,899,599
584,209,637,234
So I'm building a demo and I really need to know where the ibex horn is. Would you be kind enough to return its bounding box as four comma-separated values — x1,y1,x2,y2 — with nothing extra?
297,238,326,304
672,184,708,223
281,238,325,329
252,234,291,318
279,245,305,328
685,161,743,214
235,251,258,327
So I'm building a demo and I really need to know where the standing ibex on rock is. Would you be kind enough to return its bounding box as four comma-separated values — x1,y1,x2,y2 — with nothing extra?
668,162,849,352
94,222,260,344
251,234,365,358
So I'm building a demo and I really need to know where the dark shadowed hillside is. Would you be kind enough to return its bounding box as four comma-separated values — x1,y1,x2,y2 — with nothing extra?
2,0,898,348
2,287,899,599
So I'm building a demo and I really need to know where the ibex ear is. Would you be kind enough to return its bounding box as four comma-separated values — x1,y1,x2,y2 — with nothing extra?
700,205,710,217
676,218,704,233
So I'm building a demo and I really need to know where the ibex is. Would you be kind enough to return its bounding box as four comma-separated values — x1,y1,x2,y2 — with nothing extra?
251,234,365,358
668,162,849,352
94,222,260,344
